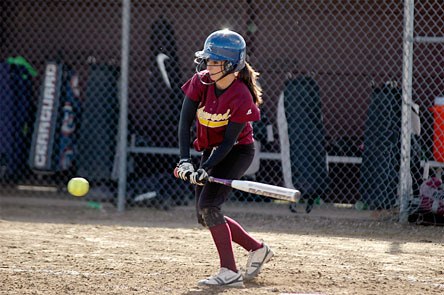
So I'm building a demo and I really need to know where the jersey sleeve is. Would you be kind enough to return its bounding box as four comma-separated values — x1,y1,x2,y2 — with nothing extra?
229,92,260,123
181,72,206,102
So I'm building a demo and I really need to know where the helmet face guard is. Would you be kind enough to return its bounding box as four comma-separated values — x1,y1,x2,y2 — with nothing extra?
195,29,246,73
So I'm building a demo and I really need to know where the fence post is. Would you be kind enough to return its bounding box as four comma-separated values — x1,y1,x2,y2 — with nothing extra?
117,0,131,212
399,0,414,223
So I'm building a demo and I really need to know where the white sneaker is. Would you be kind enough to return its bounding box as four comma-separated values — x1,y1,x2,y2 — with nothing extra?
244,243,274,280
197,267,244,287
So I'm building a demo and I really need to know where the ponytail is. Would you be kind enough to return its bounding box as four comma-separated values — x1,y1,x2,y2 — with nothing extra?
238,62,263,106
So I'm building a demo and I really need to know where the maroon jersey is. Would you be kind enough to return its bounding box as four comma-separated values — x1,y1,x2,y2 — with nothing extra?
181,71,260,151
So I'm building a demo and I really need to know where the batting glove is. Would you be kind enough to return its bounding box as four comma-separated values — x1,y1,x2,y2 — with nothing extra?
177,159,195,181
189,168,208,186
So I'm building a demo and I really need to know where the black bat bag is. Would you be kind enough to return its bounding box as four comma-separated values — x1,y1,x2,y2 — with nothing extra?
29,61,80,174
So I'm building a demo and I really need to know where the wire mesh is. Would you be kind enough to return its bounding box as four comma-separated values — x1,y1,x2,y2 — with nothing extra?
1,1,443,220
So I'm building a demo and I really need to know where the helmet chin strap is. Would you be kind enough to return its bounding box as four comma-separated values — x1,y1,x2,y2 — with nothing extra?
195,59,233,86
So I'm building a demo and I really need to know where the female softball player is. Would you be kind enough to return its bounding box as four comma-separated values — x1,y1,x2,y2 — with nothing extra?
176,29,274,287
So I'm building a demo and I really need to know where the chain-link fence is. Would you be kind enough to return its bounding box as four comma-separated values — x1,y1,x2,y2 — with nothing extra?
1,1,443,221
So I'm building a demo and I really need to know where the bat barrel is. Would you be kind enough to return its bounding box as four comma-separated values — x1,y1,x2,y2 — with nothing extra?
209,177,300,203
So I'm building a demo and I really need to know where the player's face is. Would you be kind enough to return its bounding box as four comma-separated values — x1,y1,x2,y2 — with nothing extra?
206,60,225,81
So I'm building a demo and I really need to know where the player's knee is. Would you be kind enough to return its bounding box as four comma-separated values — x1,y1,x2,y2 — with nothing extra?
201,207,225,228
196,212,207,228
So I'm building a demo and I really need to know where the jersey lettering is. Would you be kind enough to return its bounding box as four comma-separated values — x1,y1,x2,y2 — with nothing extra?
197,107,231,128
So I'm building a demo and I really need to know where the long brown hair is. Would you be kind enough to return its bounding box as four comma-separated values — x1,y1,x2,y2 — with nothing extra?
237,62,263,106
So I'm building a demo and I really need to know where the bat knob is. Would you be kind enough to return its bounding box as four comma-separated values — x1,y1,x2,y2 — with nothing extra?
173,167,179,178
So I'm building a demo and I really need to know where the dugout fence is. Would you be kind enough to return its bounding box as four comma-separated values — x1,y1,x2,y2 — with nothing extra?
0,1,443,222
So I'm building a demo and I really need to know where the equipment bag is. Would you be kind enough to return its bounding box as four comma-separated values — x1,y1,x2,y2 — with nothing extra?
409,177,444,225
29,62,80,173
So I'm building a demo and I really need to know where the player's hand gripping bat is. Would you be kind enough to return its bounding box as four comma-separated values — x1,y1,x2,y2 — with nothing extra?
174,168,300,203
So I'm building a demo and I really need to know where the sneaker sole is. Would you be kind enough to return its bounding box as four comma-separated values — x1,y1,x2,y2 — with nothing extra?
198,281,244,288
225,281,244,288
198,274,244,288
244,247,274,280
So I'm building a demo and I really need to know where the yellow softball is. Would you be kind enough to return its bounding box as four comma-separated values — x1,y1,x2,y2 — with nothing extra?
67,177,90,197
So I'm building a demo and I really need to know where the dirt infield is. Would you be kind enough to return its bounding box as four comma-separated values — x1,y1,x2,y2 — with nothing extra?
1,194,444,295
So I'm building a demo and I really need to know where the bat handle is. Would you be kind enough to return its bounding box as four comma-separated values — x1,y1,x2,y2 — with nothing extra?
206,176,231,186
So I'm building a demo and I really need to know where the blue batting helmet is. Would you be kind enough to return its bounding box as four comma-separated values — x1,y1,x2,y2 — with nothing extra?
195,29,246,72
